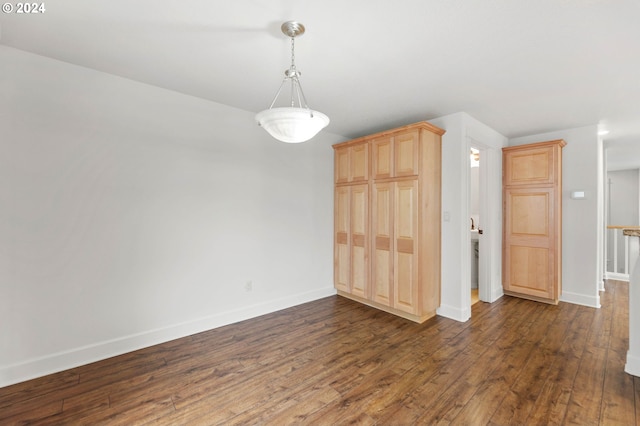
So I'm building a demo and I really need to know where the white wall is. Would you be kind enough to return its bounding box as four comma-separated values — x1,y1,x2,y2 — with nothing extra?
430,112,507,321
509,125,601,308
0,46,345,387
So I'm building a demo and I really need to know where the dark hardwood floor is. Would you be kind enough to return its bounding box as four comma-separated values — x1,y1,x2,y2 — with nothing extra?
1,280,638,425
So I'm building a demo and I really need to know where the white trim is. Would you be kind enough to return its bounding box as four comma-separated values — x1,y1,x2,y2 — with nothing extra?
0,287,337,388
596,138,605,303
627,243,640,378
468,138,502,307
437,303,470,322
460,135,472,320
559,290,601,308
605,271,629,282
489,287,505,303
625,351,640,377
598,279,606,292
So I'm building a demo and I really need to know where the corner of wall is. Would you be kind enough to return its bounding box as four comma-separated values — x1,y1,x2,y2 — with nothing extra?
559,290,601,309
489,287,504,303
436,304,471,323
625,351,640,377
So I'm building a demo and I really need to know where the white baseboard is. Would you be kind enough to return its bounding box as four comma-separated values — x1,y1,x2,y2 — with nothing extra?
0,287,337,388
437,304,470,322
626,351,640,377
489,287,504,303
605,272,629,282
560,290,601,308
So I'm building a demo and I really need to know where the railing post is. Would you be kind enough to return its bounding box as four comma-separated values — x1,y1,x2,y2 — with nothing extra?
626,235,631,275
614,230,618,273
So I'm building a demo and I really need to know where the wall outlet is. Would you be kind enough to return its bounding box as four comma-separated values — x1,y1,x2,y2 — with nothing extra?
244,280,253,292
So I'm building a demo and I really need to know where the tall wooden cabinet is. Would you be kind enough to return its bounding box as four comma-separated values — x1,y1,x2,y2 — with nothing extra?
502,139,566,304
333,121,445,323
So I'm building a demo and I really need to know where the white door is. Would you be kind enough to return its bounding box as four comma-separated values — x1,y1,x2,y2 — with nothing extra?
469,141,502,305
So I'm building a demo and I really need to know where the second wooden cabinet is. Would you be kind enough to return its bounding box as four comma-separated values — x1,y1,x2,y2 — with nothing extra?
333,121,444,323
502,139,566,304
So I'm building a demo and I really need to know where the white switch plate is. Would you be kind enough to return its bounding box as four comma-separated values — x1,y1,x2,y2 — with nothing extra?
571,191,586,199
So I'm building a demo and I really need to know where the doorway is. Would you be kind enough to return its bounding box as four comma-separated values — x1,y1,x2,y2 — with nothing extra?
467,138,502,309
470,147,481,305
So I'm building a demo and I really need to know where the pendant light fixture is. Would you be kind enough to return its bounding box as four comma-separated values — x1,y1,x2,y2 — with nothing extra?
255,21,330,143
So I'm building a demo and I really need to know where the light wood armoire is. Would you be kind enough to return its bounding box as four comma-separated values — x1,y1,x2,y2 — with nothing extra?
333,121,445,323
502,139,566,304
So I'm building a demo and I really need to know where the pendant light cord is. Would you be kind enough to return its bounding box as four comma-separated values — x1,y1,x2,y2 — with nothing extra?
265,28,314,117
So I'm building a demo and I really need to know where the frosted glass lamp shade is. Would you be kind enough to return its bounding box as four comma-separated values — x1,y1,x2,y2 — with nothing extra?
256,107,330,143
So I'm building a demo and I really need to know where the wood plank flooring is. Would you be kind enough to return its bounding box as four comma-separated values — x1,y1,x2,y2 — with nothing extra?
1,280,638,425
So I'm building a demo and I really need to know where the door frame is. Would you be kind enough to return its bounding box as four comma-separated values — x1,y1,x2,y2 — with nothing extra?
467,137,503,308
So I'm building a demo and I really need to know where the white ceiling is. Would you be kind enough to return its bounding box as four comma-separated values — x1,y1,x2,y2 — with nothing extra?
1,0,639,168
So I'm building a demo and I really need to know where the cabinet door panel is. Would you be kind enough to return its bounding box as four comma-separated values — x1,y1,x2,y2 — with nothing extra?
508,245,550,297
335,147,349,184
350,184,369,298
504,146,554,186
504,187,556,300
335,143,368,184
351,143,369,182
372,182,393,305
394,180,419,314
511,192,549,236
396,252,415,311
334,186,350,292
394,131,419,177
372,137,393,179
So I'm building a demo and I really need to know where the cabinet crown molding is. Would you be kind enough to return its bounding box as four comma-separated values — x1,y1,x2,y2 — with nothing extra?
333,121,446,150
503,139,567,153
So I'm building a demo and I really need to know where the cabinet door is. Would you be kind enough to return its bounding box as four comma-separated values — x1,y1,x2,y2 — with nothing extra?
334,186,350,292
371,182,393,305
394,179,419,314
394,131,419,177
335,147,350,184
350,184,369,298
351,143,369,182
372,136,393,179
335,143,368,184
504,145,556,186
503,187,558,301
